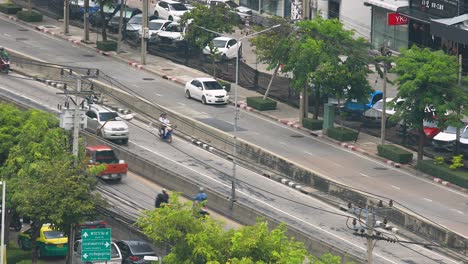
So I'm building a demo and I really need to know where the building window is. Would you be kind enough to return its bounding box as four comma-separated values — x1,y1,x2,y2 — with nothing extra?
371,7,408,52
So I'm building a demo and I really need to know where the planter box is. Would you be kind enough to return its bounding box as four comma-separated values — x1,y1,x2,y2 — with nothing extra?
326,127,358,142
417,160,468,188
246,96,277,111
302,118,323,131
0,3,22,14
97,40,117,51
377,144,413,164
17,10,43,22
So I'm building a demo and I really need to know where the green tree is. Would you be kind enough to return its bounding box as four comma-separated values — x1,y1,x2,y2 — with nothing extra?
0,109,100,264
283,17,371,121
392,46,463,160
0,104,25,165
250,17,293,100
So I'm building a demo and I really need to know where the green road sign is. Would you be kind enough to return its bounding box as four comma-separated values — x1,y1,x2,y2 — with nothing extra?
81,228,112,262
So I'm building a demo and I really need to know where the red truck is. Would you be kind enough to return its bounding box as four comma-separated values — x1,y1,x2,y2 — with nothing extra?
86,145,127,181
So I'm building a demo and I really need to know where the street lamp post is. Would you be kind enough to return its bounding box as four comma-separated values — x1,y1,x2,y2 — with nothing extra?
195,24,280,210
0,181,5,264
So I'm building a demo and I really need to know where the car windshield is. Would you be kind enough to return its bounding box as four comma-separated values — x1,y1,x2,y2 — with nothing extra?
99,112,119,121
225,1,239,8
149,21,165,30
169,3,187,11
212,39,227,48
44,231,65,239
95,150,118,164
130,243,154,254
423,119,438,128
165,24,182,32
123,10,134,18
443,126,457,134
129,16,142,24
203,81,223,90
111,244,120,258
461,129,468,139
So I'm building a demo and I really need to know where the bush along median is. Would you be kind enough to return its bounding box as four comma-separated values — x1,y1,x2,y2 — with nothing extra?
97,40,117,51
246,96,277,111
17,10,43,22
377,144,413,164
302,117,323,130
327,127,358,141
417,159,468,189
0,3,22,14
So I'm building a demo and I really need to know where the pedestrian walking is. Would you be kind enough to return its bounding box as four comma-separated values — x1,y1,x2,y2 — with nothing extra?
155,189,169,208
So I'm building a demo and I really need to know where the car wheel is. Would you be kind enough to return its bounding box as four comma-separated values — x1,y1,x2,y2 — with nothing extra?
154,11,159,17
238,47,242,58
201,96,207,105
122,138,128,145
185,90,191,99
168,16,173,21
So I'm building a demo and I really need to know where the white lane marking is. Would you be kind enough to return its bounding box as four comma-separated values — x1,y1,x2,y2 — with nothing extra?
177,102,185,106
280,141,287,145
131,141,397,264
0,85,59,113
200,111,208,115
391,185,401,190
360,173,371,178
423,198,433,202
450,209,464,214
239,110,468,199
331,162,343,168
155,93,163,97
304,151,314,156
3,33,11,37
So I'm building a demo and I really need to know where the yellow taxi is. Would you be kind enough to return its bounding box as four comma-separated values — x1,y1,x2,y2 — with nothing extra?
18,224,68,257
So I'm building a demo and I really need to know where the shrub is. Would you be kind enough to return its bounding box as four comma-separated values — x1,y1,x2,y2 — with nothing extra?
450,155,464,170
218,79,231,92
417,160,468,189
377,144,413,164
17,10,43,22
96,40,117,51
326,127,358,142
246,96,277,111
0,3,22,14
434,156,444,165
302,118,323,130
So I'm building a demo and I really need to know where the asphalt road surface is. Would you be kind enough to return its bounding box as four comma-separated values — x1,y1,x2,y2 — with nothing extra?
0,72,462,264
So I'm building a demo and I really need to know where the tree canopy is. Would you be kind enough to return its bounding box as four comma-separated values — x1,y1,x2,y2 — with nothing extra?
137,193,348,264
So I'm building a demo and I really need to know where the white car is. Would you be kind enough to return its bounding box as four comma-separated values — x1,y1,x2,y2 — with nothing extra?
153,0,189,22
203,37,242,60
207,0,253,22
432,125,467,151
363,98,404,120
139,19,172,37
85,104,131,144
185,77,229,105
73,240,122,264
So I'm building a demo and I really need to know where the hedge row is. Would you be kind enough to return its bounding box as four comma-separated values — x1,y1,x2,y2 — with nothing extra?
0,3,22,14
246,96,277,111
417,160,468,189
302,118,323,131
377,144,413,164
326,127,358,142
97,40,117,51
17,10,43,22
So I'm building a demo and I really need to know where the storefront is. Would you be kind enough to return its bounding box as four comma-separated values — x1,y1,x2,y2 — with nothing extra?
240,0,292,17
363,0,409,52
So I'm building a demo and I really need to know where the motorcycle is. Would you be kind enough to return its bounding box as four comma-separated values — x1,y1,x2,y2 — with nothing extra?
159,124,176,143
0,57,10,74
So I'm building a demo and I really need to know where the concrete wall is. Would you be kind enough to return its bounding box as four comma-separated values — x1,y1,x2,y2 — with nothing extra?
9,49,467,258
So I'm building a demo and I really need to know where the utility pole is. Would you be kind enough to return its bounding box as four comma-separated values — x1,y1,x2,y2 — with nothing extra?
380,43,390,145
64,0,70,35
141,0,149,64
0,181,5,264
455,53,463,154
72,78,81,160
366,205,374,264
83,0,90,43
117,0,126,53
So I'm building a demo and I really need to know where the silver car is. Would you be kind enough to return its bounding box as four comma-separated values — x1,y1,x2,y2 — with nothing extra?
85,104,130,144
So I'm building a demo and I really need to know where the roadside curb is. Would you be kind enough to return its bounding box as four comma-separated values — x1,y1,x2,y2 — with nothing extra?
433,177,468,193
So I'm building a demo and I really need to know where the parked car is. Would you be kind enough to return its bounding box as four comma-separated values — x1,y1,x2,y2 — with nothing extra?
152,22,187,49
202,36,242,60
432,125,468,151
85,104,130,144
75,220,108,240
207,0,252,23
115,240,157,264
86,145,128,181
18,224,68,258
185,77,229,105
108,7,142,33
153,0,189,22
363,98,404,120
70,0,100,19
140,19,172,38
73,240,122,264
90,3,129,28
339,90,383,116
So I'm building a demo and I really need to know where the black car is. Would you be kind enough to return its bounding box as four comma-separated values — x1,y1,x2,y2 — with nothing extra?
108,7,142,33
115,240,156,264
75,220,108,240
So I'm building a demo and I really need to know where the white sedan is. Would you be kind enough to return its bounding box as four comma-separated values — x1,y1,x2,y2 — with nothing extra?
185,78,229,105
139,19,172,38
203,37,242,60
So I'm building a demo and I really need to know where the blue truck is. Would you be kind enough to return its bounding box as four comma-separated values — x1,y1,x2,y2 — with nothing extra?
340,91,383,117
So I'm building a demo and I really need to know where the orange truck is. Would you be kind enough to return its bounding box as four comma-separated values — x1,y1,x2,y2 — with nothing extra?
86,145,128,181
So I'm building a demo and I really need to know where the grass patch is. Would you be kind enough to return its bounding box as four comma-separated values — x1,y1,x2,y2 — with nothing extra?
302,118,323,130
96,40,117,51
7,242,48,263
417,160,468,189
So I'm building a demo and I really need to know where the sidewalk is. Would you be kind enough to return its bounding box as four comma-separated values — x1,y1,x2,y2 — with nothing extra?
2,8,466,193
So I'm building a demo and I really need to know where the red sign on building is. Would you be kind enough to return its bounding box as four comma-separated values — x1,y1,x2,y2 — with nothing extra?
388,13,408,26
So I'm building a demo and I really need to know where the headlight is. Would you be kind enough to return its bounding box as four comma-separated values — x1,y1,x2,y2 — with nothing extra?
206,94,213,97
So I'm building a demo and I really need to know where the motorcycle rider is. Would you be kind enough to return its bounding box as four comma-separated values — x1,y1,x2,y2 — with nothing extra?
158,113,170,138
155,189,170,208
0,47,8,62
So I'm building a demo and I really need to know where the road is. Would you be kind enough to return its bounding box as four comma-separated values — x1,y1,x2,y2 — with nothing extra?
0,72,462,264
